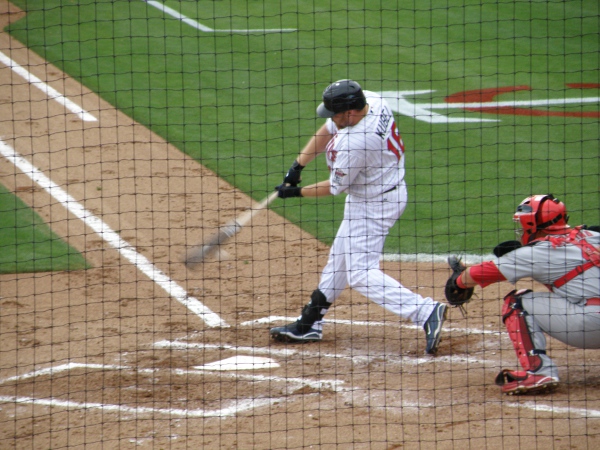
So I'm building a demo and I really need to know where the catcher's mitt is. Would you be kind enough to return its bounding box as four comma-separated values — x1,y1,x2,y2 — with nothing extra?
445,256,474,307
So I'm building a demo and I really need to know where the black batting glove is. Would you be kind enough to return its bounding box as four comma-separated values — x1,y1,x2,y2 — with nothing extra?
283,161,305,186
275,184,302,199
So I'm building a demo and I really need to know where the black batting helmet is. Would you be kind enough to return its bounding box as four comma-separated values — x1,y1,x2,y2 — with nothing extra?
317,79,367,118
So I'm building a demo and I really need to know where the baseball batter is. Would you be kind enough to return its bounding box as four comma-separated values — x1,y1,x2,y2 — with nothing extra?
270,79,448,355
446,194,600,395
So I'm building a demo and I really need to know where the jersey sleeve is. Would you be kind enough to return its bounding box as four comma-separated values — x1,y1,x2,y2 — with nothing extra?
468,261,507,287
328,130,368,195
329,140,357,195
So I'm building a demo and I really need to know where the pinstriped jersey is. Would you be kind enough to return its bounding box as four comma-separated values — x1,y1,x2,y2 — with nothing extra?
324,91,405,198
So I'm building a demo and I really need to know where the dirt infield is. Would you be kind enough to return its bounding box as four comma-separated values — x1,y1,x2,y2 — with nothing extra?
1,2,600,448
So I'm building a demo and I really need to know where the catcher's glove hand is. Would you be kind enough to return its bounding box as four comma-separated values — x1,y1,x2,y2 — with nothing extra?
445,256,474,307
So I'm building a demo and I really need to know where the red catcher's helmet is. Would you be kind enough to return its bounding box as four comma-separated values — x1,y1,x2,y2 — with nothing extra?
513,194,570,245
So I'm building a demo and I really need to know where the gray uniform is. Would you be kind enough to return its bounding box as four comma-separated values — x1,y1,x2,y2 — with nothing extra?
495,230,600,378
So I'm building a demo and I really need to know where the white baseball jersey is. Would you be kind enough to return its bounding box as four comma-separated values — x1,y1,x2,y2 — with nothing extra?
314,90,438,329
324,91,405,198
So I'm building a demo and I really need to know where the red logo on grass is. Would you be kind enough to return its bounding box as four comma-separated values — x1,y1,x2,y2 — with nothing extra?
445,84,600,118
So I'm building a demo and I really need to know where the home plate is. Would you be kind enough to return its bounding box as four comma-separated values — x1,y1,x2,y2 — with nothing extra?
194,356,279,371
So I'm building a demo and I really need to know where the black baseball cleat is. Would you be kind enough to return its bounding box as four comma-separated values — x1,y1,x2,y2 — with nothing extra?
270,321,322,343
423,303,448,355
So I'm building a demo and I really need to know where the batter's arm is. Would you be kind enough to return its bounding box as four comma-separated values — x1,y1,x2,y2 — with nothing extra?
295,123,333,167
298,180,332,198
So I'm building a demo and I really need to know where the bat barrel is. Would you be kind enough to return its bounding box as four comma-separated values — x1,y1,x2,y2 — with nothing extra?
184,191,278,268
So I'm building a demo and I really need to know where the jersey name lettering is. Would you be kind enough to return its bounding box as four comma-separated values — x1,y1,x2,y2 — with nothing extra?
375,113,392,138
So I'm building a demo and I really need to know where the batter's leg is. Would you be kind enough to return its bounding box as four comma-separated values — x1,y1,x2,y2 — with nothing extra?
270,289,332,343
341,190,438,326
317,216,352,304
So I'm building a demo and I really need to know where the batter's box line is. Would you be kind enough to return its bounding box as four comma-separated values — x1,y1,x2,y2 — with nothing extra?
0,360,345,392
158,343,600,419
155,339,500,368
0,361,345,418
243,316,503,336
0,394,275,419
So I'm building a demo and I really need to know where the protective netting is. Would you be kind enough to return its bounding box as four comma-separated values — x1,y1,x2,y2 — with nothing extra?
1,1,599,448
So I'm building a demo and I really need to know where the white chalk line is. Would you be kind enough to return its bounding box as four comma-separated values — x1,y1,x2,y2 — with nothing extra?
4,394,597,420
0,362,343,391
242,316,503,336
3,350,599,419
154,338,600,419
155,339,493,367
382,252,495,265
0,362,339,418
505,401,600,419
0,50,97,122
0,395,275,418
144,0,297,34
0,139,227,328
0,363,129,383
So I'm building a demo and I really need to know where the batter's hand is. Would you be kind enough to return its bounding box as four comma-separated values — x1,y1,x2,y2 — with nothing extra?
275,184,302,199
283,161,304,186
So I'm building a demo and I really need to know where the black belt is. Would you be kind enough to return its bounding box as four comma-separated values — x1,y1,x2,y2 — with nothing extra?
383,186,397,194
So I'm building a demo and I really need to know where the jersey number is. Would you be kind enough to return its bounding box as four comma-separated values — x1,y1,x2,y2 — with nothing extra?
387,121,404,161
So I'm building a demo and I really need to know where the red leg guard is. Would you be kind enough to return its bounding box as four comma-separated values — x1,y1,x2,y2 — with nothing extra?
501,289,543,372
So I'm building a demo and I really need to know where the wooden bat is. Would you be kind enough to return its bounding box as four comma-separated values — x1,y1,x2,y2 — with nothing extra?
184,191,279,268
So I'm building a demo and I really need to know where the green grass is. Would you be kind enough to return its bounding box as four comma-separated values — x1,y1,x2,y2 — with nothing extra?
0,184,89,273
6,0,600,255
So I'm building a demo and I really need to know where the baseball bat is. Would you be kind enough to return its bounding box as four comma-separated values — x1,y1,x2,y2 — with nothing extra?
184,190,279,268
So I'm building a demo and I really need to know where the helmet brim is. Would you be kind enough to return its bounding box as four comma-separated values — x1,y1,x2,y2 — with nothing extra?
317,102,336,118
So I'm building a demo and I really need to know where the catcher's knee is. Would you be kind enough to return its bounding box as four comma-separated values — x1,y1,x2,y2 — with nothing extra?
502,289,544,372
501,289,531,320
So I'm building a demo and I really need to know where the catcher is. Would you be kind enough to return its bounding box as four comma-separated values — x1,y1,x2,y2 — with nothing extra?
445,194,600,395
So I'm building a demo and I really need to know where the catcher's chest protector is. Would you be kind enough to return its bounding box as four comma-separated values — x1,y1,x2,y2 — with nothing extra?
537,227,600,289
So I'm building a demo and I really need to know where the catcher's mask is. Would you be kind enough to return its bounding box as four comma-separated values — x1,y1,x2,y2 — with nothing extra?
317,79,366,118
513,194,570,245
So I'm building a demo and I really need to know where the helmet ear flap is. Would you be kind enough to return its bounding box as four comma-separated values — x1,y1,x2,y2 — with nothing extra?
518,218,538,245
537,195,569,232
514,196,541,245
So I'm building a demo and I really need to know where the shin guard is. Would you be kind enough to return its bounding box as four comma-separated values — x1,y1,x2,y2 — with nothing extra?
501,289,544,372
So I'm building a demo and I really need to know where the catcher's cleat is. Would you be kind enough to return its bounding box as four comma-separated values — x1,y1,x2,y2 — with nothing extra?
495,369,560,395
423,303,448,355
270,322,322,343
